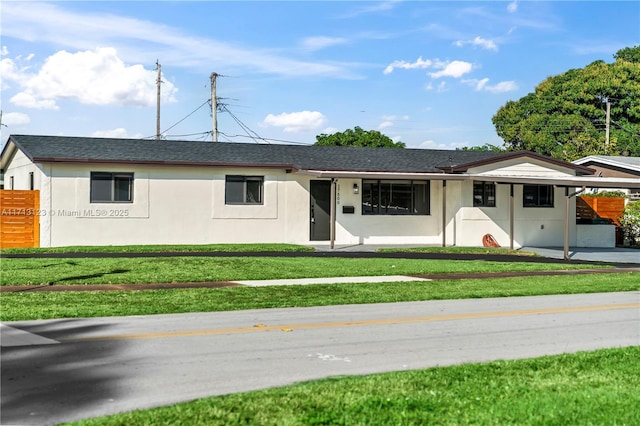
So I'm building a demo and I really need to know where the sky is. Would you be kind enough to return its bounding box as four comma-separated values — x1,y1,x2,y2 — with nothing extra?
1,1,639,150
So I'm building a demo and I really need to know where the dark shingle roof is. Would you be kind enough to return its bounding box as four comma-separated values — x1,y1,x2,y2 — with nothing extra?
5,134,510,173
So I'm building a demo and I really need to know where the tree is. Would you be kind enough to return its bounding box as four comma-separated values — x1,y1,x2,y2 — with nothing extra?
315,126,405,148
492,46,640,161
458,143,504,152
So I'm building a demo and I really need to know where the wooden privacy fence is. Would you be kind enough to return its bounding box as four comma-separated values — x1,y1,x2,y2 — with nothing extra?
576,196,625,225
576,196,626,246
0,190,40,249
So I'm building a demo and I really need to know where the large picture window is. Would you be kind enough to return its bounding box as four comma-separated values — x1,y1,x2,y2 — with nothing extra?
362,180,429,215
473,181,496,207
90,172,133,203
225,175,263,204
523,184,554,207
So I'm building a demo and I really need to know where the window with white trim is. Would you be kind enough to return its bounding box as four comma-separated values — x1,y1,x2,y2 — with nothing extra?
225,175,264,204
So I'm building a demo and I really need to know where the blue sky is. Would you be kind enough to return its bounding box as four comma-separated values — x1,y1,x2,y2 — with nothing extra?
1,1,638,150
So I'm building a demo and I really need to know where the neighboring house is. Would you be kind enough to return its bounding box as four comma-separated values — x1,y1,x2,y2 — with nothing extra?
2,134,640,250
573,155,640,200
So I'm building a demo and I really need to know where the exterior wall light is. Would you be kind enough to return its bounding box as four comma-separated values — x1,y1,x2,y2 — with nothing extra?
353,183,359,194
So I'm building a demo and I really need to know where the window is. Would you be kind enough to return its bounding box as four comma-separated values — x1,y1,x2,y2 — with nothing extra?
362,180,429,215
9,176,14,190
523,184,554,207
473,181,496,207
225,175,263,204
90,172,133,203
29,172,34,190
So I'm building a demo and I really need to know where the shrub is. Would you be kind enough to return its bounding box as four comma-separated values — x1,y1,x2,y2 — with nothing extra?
619,201,640,246
582,190,628,198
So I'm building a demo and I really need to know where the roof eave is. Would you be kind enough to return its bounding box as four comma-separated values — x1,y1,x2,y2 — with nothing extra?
444,151,595,175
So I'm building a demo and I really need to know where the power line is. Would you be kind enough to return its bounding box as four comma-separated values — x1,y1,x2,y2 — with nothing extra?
218,132,312,145
142,99,210,139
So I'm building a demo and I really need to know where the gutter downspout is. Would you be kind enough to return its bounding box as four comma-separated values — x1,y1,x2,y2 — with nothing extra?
564,186,585,260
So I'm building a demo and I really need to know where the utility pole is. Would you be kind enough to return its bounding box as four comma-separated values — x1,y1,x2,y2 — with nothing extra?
156,61,162,140
210,72,218,142
605,98,611,154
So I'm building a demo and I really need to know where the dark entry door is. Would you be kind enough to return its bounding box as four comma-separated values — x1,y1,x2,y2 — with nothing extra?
310,180,331,241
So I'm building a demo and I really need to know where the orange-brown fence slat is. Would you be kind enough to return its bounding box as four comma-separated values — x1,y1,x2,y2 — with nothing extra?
0,190,40,249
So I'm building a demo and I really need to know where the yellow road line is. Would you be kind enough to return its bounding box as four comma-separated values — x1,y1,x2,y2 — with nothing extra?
66,303,639,342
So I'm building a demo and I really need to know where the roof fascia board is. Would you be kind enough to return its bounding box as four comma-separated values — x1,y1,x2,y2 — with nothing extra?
300,170,640,188
298,170,470,180
0,141,18,171
444,151,594,175
573,156,640,173
29,157,299,171
478,175,640,189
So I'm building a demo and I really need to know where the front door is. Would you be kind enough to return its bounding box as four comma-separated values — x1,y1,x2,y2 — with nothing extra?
310,180,331,241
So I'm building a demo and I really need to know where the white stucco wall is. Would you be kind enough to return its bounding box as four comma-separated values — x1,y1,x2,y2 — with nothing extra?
332,179,447,246
454,182,577,248
576,224,616,248
2,149,590,248
42,163,313,247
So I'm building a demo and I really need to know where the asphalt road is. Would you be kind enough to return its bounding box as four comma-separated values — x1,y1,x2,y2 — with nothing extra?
2,292,639,425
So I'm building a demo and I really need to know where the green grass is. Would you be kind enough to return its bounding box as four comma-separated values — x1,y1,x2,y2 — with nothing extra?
2,273,637,321
0,256,607,286
0,243,313,255
65,346,640,426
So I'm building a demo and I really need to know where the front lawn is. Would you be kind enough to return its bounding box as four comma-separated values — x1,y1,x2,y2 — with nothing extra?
0,256,606,286
2,273,637,321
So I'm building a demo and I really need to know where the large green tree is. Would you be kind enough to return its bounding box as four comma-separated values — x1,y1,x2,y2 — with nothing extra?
315,126,405,148
492,46,640,160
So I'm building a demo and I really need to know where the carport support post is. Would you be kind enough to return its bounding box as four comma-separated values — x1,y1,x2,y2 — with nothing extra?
330,178,336,249
509,184,514,250
564,187,570,261
563,187,585,261
441,180,447,247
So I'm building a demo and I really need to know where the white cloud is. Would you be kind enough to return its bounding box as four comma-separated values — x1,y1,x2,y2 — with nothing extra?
463,78,518,93
8,47,178,110
455,36,498,51
378,121,394,130
1,46,9,56
485,80,518,93
339,0,402,19
384,56,432,74
301,36,347,51
425,81,447,92
429,61,474,78
1,2,357,79
10,92,59,110
321,127,340,134
418,139,467,150
262,111,327,133
1,112,31,126
507,1,518,13
91,128,130,138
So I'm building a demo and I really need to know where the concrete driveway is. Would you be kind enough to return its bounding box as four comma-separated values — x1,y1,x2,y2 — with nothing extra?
522,247,639,264
313,244,639,265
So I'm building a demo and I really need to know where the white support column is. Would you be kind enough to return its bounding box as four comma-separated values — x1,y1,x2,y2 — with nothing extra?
441,180,447,247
